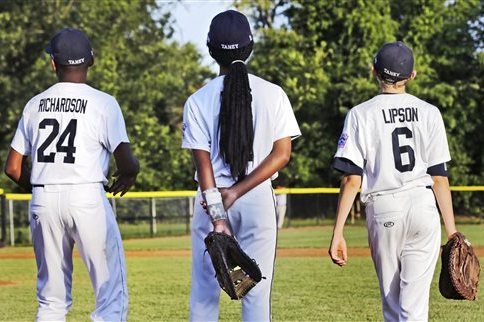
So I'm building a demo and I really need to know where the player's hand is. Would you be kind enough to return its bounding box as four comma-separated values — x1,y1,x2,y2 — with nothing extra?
220,187,238,210
108,170,137,197
446,228,458,240
212,219,232,235
329,234,348,267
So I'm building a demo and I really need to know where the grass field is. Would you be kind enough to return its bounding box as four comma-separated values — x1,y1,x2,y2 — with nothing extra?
0,224,483,321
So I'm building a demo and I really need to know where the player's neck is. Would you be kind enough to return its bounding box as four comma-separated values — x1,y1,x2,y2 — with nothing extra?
379,84,406,94
56,70,88,83
57,75,87,83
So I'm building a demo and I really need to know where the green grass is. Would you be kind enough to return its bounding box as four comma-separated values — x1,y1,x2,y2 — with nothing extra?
6,215,482,245
5,222,191,245
118,222,190,239
0,224,483,321
123,223,484,251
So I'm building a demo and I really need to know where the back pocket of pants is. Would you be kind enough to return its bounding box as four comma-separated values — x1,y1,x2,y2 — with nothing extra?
366,194,405,226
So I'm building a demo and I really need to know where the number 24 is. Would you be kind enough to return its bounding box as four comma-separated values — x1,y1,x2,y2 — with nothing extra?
37,118,77,164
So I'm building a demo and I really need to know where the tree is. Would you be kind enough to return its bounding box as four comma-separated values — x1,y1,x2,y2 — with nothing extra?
239,0,482,212
0,0,213,191
238,0,398,185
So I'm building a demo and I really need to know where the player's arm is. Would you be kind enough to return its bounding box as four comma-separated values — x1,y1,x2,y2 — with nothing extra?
192,149,231,235
329,174,361,267
431,175,457,239
108,143,139,197
329,110,363,266
4,148,32,192
426,111,457,238
220,137,292,210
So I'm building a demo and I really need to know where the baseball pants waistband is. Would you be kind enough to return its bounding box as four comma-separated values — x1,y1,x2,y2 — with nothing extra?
32,182,104,192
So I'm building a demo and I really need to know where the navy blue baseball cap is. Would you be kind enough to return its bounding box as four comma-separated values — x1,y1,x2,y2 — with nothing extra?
207,10,253,50
46,28,93,66
373,41,414,84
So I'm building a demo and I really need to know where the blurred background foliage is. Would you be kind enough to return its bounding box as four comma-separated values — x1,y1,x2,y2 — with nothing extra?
0,0,482,212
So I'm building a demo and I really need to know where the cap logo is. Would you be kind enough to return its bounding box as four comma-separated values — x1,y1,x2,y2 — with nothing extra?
221,43,239,49
67,58,85,65
384,68,400,77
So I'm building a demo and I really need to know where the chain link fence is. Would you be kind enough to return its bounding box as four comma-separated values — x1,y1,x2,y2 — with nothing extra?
1,187,482,246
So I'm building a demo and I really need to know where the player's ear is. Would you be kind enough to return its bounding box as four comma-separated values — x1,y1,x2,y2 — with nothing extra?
89,57,94,67
410,70,417,80
371,64,378,76
50,59,57,72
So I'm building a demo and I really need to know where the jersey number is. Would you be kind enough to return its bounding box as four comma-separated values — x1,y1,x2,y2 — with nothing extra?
391,127,415,172
37,118,77,164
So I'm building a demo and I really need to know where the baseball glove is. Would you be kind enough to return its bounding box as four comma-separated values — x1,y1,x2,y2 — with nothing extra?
204,232,263,300
439,231,480,300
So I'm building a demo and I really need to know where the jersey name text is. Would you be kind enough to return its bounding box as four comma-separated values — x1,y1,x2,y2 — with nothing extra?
38,98,87,114
382,107,418,124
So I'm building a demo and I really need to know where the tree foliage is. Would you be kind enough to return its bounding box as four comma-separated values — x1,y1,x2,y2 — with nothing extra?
238,0,483,191
0,0,482,213
0,0,213,191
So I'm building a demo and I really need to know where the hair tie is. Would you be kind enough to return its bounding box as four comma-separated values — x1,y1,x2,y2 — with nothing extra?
231,60,245,65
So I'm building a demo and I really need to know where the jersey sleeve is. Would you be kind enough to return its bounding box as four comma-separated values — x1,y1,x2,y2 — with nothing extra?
331,157,363,175
100,98,129,153
274,89,301,141
333,109,365,169
10,114,31,156
426,108,451,166
181,97,211,152
427,163,448,176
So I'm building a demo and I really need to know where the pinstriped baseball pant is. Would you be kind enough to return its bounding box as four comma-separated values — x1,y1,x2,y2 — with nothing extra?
30,183,128,322
366,187,441,322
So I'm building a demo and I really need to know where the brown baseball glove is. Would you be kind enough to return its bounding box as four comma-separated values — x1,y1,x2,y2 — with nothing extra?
204,232,263,300
439,232,481,300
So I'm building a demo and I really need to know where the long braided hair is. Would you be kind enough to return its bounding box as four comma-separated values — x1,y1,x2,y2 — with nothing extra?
209,43,254,181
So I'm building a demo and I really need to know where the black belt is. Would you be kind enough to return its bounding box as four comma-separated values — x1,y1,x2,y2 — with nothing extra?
32,184,44,187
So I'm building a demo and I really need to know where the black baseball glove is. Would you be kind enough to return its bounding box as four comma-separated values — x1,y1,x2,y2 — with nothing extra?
439,232,481,300
204,232,263,300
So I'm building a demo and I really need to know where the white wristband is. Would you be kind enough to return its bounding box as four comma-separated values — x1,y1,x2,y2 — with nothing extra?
202,188,227,222
203,188,222,205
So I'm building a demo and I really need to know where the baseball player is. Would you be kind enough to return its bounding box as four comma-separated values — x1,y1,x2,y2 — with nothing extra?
4,28,139,322
182,10,300,322
328,41,458,321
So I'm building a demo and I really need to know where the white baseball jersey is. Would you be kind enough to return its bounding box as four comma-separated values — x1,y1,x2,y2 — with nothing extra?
334,93,451,202
11,82,130,321
181,73,301,186
11,82,129,185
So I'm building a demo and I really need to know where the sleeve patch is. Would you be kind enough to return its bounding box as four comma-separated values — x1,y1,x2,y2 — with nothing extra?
182,122,187,140
337,133,349,149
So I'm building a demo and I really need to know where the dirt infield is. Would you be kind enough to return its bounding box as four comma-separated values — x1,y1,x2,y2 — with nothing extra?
1,246,484,259
0,280,16,286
